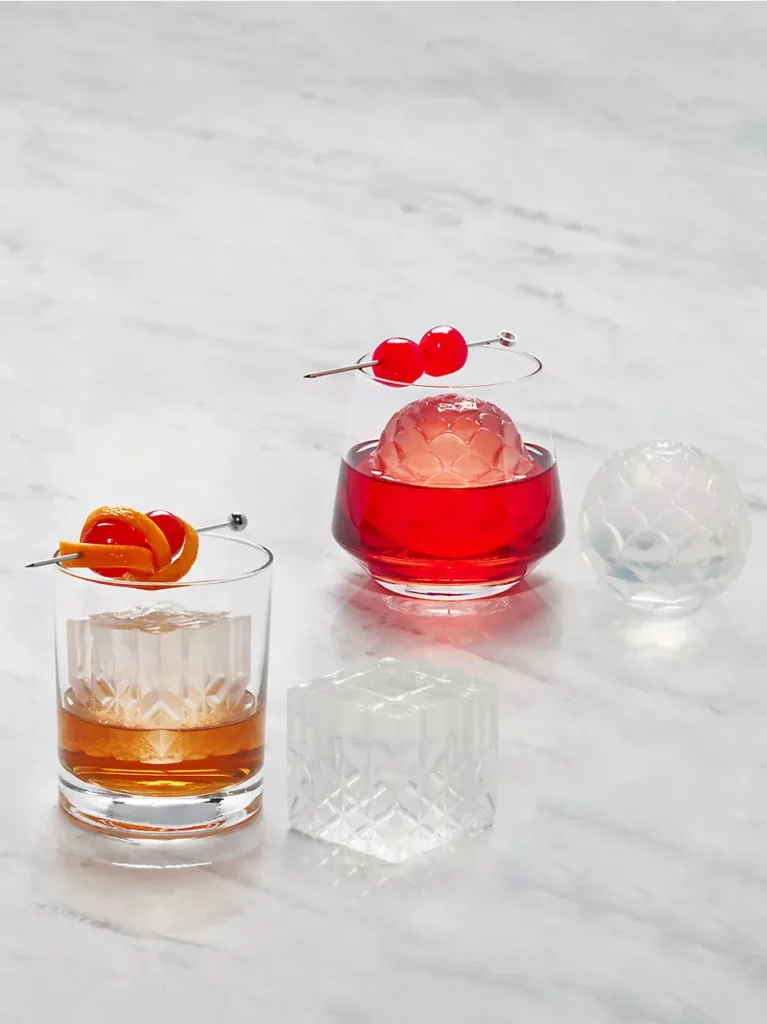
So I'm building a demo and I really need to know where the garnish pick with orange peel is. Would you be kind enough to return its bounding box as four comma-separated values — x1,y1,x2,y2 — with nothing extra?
26,511,248,573
304,330,516,381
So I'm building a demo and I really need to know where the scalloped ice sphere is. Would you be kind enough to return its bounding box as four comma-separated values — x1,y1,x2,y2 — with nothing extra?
370,394,537,487
579,441,752,615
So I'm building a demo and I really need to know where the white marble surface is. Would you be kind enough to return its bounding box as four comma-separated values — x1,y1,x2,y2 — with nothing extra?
2,3,767,1021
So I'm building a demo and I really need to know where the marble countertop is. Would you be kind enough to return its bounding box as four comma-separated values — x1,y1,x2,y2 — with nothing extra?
2,4,767,1022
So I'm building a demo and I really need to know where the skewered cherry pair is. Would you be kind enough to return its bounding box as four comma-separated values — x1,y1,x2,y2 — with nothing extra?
373,325,468,385
305,327,516,384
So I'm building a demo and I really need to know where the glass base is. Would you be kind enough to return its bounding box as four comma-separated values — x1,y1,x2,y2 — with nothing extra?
374,578,523,601
59,769,263,840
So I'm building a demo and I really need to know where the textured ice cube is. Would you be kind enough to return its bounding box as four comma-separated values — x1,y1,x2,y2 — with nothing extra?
287,658,497,863
66,603,251,728
579,441,752,615
369,393,536,486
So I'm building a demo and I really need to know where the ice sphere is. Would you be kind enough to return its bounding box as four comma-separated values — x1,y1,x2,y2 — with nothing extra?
579,441,752,616
66,603,252,728
287,658,497,863
369,393,536,486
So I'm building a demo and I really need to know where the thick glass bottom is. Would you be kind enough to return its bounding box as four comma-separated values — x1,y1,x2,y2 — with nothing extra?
374,576,523,601
59,769,263,840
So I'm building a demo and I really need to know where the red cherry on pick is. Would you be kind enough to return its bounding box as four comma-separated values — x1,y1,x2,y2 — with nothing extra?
81,520,152,578
146,510,186,558
419,325,468,377
372,337,424,386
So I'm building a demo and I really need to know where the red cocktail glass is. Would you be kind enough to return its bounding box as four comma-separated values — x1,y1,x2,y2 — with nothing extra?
332,344,564,600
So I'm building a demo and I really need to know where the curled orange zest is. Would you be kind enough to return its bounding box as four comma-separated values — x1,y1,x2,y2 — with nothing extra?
58,541,156,573
126,517,199,584
59,505,199,584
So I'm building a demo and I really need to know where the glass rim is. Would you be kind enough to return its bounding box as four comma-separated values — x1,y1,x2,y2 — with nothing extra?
56,533,274,589
358,347,543,389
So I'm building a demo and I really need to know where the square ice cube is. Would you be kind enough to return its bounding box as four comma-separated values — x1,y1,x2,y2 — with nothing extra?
66,603,251,728
287,658,497,862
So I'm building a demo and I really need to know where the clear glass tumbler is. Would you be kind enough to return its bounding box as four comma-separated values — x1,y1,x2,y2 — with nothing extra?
332,344,564,599
54,534,273,838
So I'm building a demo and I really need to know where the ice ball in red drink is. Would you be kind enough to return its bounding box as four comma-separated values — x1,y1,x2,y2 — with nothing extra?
370,393,537,486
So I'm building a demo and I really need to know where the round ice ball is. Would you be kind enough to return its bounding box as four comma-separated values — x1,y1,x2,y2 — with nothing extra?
370,393,536,487
579,441,751,616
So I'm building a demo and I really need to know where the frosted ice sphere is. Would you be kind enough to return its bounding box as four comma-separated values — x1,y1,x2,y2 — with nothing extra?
579,441,751,616
287,658,497,863
369,393,536,486
66,603,252,728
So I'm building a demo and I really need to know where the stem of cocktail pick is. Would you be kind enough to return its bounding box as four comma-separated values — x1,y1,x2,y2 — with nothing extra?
24,513,249,569
303,331,517,379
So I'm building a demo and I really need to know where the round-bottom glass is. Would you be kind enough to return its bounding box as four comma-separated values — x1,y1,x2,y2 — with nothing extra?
54,535,273,840
332,347,565,600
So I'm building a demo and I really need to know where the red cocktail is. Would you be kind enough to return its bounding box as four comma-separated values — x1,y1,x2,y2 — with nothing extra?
334,441,563,596
332,346,564,599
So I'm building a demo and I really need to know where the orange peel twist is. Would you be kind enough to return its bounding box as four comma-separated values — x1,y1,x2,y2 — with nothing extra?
59,506,199,583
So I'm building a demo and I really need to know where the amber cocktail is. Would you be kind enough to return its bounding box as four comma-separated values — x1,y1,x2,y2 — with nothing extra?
55,535,272,837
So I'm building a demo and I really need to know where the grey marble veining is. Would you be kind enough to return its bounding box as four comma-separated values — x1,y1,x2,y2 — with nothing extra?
1,4,767,1022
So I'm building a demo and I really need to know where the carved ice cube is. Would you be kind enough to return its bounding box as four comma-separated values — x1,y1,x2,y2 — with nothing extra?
579,441,752,615
66,604,251,728
288,658,498,862
370,393,536,486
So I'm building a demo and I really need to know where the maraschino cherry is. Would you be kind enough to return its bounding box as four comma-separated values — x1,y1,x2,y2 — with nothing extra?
372,337,424,385
419,325,468,377
80,519,147,578
146,510,186,557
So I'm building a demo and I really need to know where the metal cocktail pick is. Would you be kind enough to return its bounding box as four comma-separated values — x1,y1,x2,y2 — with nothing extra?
303,331,517,379
25,513,249,568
